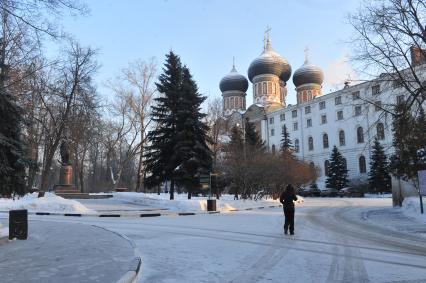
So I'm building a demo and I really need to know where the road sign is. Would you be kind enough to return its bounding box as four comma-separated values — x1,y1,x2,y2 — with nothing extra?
418,170,426,196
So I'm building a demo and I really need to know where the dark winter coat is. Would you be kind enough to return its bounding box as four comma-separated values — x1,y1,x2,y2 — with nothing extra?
279,189,298,208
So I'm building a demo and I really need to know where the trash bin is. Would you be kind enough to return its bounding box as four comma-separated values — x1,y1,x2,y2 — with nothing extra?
207,199,216,212
9,209,28,240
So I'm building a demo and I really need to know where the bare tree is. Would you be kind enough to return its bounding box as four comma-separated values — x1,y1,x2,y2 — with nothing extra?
206,97,227,171
38,43,97,191
349,0,426,116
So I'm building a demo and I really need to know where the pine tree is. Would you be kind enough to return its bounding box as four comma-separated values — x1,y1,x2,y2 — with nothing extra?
280,124,292,154
145,51,183,200
173,66,212,199
368,138,391,193
325,146,349,190
244,119,265,152
0,63,27,197
390,105,426,182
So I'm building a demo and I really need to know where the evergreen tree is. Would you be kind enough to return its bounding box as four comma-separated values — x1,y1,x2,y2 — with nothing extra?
280,124,292,154
173,66,212,199
244,119,265,152
0,61,27,197
368,138,391,193
325,146,349,190
390,105,426,183
145,51,183,200
0,84,27,197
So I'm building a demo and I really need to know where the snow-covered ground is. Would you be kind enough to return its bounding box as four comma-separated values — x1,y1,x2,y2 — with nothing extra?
22,197,426,283
108,192,303,212
0,193,94,214
402,196,426,223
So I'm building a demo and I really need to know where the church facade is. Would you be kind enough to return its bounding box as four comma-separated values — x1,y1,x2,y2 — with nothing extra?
219,34,415,187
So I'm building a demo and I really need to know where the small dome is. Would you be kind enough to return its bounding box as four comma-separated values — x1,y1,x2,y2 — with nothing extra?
219,66,248,93
293,59,324,87
247,39,292,83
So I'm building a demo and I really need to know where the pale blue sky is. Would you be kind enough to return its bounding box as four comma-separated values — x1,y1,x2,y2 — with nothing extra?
57,0,362,106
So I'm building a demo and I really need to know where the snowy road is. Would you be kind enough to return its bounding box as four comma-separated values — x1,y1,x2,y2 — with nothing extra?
25,198,426,282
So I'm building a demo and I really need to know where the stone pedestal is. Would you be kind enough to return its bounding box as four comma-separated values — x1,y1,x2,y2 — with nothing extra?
54,165,78,193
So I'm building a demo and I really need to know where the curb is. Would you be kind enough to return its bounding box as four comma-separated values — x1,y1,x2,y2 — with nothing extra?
0,205,283,219
116,257,141,283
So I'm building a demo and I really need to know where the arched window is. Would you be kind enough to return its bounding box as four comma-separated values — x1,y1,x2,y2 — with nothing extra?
271,144,276,154
257,83,261,95
308,136,314,151
303,91,307,102
225,98,229,109
263,82,267,94
339,130,345,146
272,83,276,94
359,155,366,173
295,139,300,153
323,133,329,149
230,97,234,109
357,127,364,143
308,90,312,100
324,160,330,176
268,82,272,94
377,123,385,140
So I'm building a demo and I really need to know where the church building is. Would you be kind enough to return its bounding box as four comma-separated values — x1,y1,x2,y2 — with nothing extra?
219,32,415,187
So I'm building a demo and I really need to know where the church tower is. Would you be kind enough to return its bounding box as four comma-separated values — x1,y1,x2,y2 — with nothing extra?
293,49,324,103
247,29,292,107
219,61,248,116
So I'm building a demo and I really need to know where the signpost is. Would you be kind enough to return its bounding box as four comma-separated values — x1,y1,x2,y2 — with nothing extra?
200,172,219,211
417,170,426,214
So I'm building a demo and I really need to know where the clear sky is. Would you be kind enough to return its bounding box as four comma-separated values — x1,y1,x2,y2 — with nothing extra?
57,0,362,106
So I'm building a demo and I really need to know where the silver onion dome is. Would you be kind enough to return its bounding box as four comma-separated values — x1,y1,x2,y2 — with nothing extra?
247,39,292,83
219,65,249,93
293,57,324,87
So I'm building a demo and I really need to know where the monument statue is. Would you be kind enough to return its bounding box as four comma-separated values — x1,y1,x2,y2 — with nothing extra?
59,139,71,165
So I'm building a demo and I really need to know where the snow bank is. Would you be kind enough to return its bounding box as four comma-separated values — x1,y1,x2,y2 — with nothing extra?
364,193,392,198
0,193,94,214
402,196,426,223
109,193,303,212
0,223,8,238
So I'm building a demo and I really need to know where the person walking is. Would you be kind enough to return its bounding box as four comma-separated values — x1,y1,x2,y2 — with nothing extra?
279,184,298,235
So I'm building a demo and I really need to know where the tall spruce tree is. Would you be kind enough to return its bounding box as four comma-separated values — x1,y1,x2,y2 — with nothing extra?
0,64,27,197
280,124,292,154
368,138,391,193
145,51,183,200
325,146,349,190
390,105,426,183
244,119,265,152
173,66,212,199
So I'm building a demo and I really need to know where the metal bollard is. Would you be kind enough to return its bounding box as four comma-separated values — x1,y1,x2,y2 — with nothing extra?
9,209,28,240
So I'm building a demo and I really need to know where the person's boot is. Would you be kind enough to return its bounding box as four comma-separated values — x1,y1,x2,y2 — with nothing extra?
290,231,294,235
284,227,288,235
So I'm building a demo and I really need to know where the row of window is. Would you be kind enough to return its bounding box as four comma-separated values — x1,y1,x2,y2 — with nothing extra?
323,155,367,176
224,96,245,110
254,81,279,96
275,123,385,152
270,102,387,126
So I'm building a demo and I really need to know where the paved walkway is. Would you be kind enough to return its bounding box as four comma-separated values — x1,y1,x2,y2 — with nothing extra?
0,219,135,283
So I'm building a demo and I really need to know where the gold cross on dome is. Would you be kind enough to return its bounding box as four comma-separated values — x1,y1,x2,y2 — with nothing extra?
265,25,272,41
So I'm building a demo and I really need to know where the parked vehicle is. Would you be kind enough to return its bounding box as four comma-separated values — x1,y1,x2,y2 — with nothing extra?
297,187,321,197
338,187,364,198
320,188,339,197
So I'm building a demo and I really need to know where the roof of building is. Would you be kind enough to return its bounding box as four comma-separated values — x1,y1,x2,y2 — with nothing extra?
219,65,249,93
247,38,292,83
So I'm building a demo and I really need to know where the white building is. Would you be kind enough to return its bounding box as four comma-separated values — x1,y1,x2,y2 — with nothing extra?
219,33,418,187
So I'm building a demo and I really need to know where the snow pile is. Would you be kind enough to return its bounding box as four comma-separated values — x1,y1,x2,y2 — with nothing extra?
0,193,94,214
402,196,426,223
0,223,8,238
109,192,296,212
364,193,392,198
